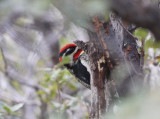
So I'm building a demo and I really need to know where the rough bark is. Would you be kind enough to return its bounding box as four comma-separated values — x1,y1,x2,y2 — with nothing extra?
108,0,160,41
76,13,143,119
75,33,109,119
53,0,157,118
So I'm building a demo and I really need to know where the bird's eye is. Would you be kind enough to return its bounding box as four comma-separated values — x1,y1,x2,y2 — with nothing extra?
65,47,76,56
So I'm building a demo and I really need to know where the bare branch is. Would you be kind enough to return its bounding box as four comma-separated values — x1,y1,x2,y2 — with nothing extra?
0,48,40,91
0,48,8,74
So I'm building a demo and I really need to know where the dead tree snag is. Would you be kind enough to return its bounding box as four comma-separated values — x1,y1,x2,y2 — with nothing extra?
75,13,143,119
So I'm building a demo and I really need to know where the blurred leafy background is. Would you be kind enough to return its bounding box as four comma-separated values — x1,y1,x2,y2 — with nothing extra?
0,0,159,119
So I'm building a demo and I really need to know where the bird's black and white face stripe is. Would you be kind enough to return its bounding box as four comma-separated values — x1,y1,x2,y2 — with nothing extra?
59,44,90,89
59,46,79,62
59,47,76,58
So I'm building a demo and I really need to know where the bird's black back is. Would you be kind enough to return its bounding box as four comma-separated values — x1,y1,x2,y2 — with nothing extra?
64,58,90,88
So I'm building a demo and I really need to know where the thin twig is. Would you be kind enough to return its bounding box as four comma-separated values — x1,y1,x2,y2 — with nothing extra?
140,39,145,70
0,48,40,90
0,48,8,75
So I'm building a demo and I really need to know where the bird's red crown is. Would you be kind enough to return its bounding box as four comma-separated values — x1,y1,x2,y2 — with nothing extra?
59,44,82,62
59,44,77,53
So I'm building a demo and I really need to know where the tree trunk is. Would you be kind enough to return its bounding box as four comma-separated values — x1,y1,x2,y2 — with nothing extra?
76,13,143,119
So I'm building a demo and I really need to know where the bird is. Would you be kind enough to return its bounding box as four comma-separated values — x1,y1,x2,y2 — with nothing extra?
59,43,91,89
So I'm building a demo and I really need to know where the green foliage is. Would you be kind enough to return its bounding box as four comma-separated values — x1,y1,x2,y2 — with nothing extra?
38,63,76,101
0,0,91,118
36,66,89,119
57,56,70,67
0,102,23,117
134,28,148,40
145,39,160,49
134,28,160,62
134,28,160,50
39,67,77,100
